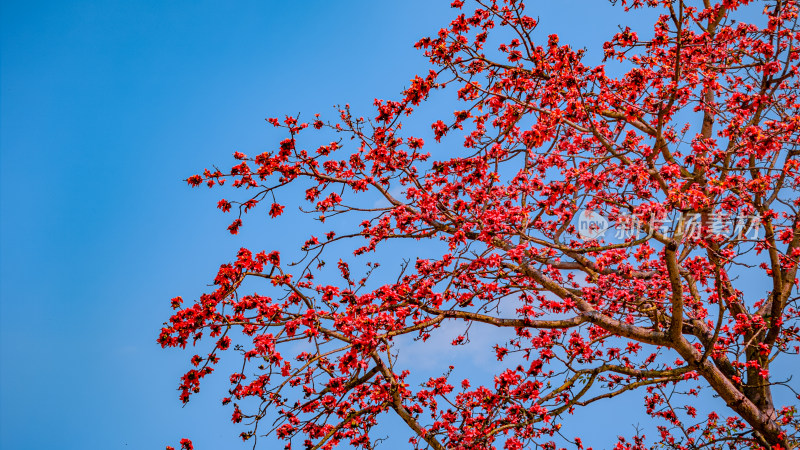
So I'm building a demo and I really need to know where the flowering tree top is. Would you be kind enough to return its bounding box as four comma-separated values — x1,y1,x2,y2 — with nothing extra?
161,0,800,448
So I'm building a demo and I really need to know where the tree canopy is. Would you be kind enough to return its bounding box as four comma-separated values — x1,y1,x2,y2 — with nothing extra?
161,1,800,448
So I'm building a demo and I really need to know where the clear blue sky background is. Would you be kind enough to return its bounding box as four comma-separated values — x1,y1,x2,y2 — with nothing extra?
0,1,743,449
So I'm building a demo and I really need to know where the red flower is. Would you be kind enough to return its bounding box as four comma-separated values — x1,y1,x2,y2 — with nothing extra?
227,219,242,235
269,203,284,218
217,199,232,213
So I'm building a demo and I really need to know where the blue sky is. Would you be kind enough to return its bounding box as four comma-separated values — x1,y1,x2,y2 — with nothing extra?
0,1,747,449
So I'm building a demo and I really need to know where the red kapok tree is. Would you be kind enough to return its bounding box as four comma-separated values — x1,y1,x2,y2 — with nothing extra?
160,0,800,448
